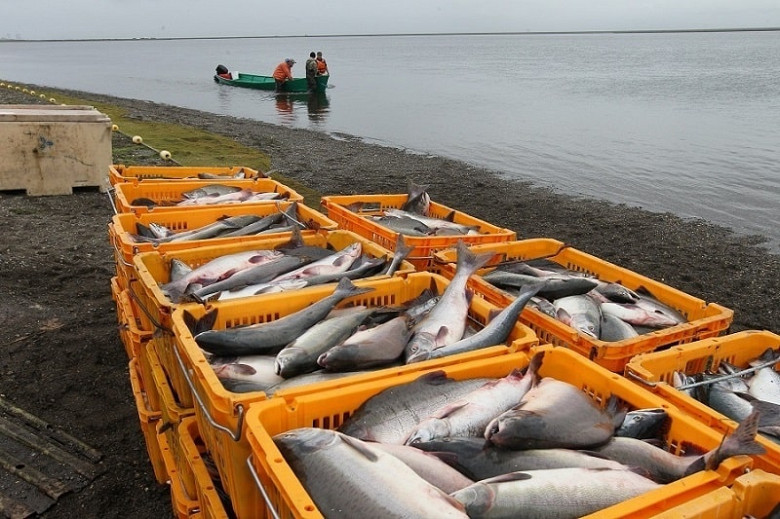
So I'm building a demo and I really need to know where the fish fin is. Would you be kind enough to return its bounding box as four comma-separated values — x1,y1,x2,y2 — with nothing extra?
185,308,218,335
481,472,533,484
606,395,629,430
418,370,453,386
432,402,469,419
274,226,305,251
456,240,495,274
752,401,780,428
525,351,545,384
555,307,572,324
339,434,380,462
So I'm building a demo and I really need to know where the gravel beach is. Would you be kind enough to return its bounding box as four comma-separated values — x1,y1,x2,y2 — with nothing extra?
0,84,777,518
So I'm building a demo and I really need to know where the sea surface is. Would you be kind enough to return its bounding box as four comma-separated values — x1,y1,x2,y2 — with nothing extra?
2,32,778,251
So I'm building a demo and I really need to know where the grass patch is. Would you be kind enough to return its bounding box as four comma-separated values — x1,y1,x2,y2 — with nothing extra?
39,89,323,207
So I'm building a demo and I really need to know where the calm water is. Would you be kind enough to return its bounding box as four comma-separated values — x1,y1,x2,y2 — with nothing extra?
2,32,778,251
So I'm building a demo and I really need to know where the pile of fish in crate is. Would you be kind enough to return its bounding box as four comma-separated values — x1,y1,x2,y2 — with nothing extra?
108,166,779,519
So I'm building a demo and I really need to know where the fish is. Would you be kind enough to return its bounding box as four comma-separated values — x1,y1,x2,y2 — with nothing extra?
553,294,602,339
601,300,683,328
186,254,308,302
615,408,668,439
317,313,415,372
153,214,262,244
160,249,284,303
485,378,627,450
450,467,660,519
384,208,480,236
339,370,492,445
271,242,363,283
372,214,432,236
405,241,495,363
215,211,285,238
193,278,374,356
413,437,629,481
274,428,468,518
369,442,474,494
298,256,387,288
181,184,242,199
426,282,544,360
274,307,375,378
265,369,373,396
175,188,255,206
405,353,543,445
593,282,641,304
400,179,431,216
591,409,765,483
214,278,308,301
482,270,598,300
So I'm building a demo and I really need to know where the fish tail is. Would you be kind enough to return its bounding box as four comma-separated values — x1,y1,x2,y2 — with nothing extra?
456,240,495,276
703,408,765,472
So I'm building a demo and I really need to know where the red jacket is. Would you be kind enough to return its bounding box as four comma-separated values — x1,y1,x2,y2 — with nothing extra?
273,62,294,81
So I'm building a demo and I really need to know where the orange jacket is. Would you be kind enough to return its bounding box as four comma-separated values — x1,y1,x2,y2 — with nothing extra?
273,62,294,81
316,59,328,74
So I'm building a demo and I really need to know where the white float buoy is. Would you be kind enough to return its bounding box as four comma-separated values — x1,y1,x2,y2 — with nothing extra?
111,124,119,131
159,150,172,160
132,135,143,144
49,98,56,103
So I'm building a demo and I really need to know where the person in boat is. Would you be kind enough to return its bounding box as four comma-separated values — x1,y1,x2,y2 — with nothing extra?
273,58,295,92
316,51,329,76
215,64,232,80
305,52,318,92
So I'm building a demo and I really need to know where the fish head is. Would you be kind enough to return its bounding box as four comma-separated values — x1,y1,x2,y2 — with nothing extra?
616,408,668,439
570,315,599,338
404,332,437,364
484,408,544,449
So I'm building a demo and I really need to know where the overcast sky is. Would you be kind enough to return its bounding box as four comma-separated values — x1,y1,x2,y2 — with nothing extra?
2,0,779,40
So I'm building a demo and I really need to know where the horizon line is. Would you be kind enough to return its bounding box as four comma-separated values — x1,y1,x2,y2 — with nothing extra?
2,26,779,42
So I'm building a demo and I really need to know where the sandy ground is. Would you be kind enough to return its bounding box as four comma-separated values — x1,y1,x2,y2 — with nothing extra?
0,85,777,518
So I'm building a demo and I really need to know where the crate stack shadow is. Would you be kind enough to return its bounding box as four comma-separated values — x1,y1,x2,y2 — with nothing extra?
108,169,778,519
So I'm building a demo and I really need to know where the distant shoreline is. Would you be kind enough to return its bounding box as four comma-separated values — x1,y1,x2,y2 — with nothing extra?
2,26,779,43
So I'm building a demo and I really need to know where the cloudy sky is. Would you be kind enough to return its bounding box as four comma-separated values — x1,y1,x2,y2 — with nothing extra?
2,0,779,40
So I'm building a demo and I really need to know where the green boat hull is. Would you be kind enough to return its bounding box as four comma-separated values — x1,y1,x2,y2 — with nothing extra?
214,72,329,93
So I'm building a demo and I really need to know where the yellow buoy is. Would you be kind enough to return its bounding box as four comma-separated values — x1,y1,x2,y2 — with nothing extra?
0,83,4,87
22,88,29,93
111,124,119,132
29,90,36,95
132,135,143,144
49,98,56,103
39,94,46,99
159,150,172,160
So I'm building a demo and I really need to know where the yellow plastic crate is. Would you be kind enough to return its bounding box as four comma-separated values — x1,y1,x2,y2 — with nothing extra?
130,229,417,333
158,422,201,519
625,330,780,475
145,340,196,428
177,417,233,519
109,201,338,284
128,358,167,485
169,272,539,519
244,346,755,519
117,289,154,359
649,469,780,518
433,238,734,372
109,164,264,186
320,193,516,271
112,178,303,214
